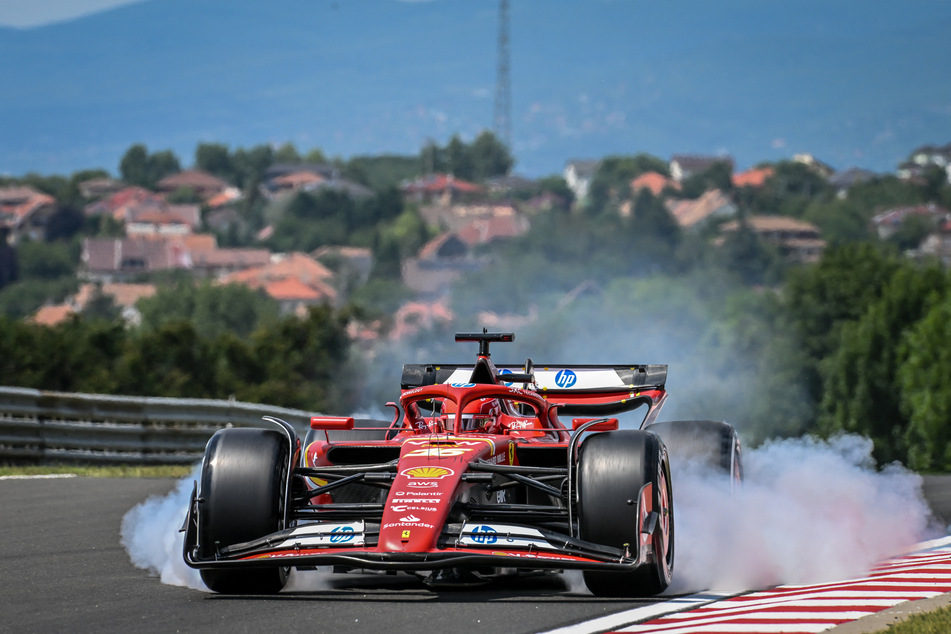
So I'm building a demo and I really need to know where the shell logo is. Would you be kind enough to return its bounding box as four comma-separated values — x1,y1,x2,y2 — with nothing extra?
400,466,455,479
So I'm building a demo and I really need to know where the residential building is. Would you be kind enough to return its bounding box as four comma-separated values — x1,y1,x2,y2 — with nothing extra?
732,167,774,188
666,190,737,230
720,215,826,262
220,252,337,313
0,186,58,243
669,155,734,182
156,170,230,200
630,171,678,196
871,204,949,240
563,160,600,202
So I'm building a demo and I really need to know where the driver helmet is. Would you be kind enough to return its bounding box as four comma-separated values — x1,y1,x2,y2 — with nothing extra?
443,397,501,431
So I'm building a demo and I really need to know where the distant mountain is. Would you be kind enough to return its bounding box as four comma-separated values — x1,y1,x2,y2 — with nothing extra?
2,0,950,178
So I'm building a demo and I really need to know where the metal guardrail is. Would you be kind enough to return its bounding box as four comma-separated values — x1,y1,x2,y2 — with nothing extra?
0,387,317,465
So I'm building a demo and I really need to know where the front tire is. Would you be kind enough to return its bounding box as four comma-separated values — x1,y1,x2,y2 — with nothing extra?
577,431,674,597
198,427,290,594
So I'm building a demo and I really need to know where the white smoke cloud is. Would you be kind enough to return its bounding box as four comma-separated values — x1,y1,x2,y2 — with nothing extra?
667,433,938,594
120,464,207,591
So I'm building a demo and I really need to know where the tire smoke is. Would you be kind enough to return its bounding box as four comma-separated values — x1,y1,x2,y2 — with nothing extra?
120,465,206,591
667,433,937,594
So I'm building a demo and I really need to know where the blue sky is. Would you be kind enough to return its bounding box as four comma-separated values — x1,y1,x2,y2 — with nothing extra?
0,0,147,28
2,0,950,178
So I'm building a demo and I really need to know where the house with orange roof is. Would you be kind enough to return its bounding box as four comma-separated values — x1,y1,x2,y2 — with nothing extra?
31,304,75,327
389,298,454,341
205,187,243,209
402,174,483,205
84,186,164,223
630,171,679,196
456,214,529,246
156,170,230,200
665,189,737,230
732,167,774,188
30,282,158,327
0,186,58,243
220,252,337,313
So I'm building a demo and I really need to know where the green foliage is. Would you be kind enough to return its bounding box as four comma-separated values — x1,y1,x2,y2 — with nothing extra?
816,262,946,464
418,131,513,181
586,154,668,212
342,155,419,190
194,142,234,181
737,161,832,218
136,280,280,340
784,243,901,400
898,286,951,471
679,160,734,199
0,301,354,414
16,240,76,279
119,143,181,188
714,219,786,286
272,142,302,164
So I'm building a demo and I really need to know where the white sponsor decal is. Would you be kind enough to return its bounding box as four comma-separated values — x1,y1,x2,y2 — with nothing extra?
392,498,442,504
406,480,438,488
394,490,442,497
390,505,438,513
382,521,435,530
458,523,553,551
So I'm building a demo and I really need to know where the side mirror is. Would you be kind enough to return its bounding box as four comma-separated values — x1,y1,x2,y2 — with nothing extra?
571,417,619,432
310,416,355,430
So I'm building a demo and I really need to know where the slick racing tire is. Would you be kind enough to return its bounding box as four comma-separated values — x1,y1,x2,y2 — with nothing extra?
577,431,674,597
198,427,290,594
646,420,742,485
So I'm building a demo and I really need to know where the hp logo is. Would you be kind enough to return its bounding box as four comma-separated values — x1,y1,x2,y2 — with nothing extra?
555,369,577,388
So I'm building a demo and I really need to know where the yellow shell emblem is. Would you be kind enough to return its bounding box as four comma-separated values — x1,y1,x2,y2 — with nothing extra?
402,466,453,479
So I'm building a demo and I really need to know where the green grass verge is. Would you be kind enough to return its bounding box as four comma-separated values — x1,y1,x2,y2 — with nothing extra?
0,464,193,478
885,606,951,633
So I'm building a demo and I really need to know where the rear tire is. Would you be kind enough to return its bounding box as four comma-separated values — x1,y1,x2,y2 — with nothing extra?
198,427,290,594
646,420,742,485
578,431,674,597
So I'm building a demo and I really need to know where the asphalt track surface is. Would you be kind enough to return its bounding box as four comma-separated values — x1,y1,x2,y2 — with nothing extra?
2,476,950,634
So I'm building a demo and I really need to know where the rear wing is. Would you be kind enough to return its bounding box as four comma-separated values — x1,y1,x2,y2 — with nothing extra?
400,363,668,416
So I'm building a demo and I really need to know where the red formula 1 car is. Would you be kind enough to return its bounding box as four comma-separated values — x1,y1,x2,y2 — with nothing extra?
182,332,741,596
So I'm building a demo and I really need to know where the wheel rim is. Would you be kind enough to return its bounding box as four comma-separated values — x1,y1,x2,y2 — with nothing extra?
657,461,672,569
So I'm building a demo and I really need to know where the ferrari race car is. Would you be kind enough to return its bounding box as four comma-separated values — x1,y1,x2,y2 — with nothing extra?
182,332,741,596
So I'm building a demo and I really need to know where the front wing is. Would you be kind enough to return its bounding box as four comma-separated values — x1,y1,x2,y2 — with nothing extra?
182,497,655,573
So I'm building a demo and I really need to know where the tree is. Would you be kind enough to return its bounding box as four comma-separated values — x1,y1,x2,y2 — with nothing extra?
119,144,181,188
136,280,280,340
273,142,302,164
119,144,150,187
195,143,234,181
817,262,946,465
898,286,951,470
446,135,472,180
468,130,513,179
679,160,734,199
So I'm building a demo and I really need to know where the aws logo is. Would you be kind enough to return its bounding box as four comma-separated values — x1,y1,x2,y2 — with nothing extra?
400,466,455,479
